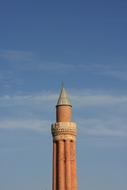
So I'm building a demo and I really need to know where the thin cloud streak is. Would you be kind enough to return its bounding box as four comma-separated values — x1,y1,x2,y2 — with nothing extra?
0,117,127,137
0,119,50,132
78,118,127,137
0,50,33,62
0,50,127,80
0,90,127,138
0,93,57,107
72,94,127,107
0,91,127,108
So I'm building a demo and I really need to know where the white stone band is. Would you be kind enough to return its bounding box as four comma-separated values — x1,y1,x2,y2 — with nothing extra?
51,122,77,141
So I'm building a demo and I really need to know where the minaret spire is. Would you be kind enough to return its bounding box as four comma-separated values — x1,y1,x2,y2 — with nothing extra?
57,84,71,106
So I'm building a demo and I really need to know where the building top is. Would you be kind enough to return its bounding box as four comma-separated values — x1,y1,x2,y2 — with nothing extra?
56,86,72,106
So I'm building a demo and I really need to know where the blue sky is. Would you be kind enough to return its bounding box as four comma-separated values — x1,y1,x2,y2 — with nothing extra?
0,0,127,190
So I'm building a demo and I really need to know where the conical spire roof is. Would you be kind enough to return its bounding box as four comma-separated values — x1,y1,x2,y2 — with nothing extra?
57,85,71,106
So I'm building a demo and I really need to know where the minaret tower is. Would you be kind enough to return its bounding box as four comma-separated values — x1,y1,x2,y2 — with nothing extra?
51,86,77,190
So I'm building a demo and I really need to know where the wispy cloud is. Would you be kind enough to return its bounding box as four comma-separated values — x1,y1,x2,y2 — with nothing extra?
101,70,127,80
0,49,127,80
0,50,33,62
21,62,127,80
72,94,127,107
0,117,126,137
0,92,57,107
78,118,127,137
0,119,50,132
78,63,127,80
0,90,127,108
0,90,127,138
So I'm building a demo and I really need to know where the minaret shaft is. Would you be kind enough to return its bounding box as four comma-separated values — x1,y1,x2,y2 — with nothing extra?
52,140,77,190
56,105,72,122
58,140,65,190
52,142,56,190
65,140,71,190
71,141,77,190
51,86,77,190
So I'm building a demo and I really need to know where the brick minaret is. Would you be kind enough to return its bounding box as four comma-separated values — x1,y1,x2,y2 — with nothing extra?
51,86,77,190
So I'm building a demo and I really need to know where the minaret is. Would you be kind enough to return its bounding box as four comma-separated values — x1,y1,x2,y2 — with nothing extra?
51,86,77,190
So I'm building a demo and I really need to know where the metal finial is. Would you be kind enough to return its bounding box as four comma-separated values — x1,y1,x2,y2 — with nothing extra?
61,81,64,89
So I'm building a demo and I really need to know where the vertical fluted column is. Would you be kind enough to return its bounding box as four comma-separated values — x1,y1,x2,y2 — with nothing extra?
71,141,77,190
65,140,71,190
58,140,65,190
53,141,56,190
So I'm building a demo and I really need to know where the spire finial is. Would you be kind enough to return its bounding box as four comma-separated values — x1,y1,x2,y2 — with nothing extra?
61,81,64,89
56,84,72,106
